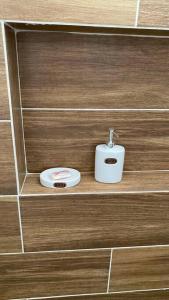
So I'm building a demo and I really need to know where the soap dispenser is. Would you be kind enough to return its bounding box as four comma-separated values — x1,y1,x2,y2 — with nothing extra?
95,128,125,183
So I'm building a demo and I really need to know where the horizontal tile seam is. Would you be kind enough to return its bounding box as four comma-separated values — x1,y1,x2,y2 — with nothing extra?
26,170,169,174
3,21,138,29
0,195,18,197
22,108,169,111
20,191,169,197
9,287,169,300
12,29,169,39
0,119,11,122
2,243,169,256
1,188,169,197
3,20,169,30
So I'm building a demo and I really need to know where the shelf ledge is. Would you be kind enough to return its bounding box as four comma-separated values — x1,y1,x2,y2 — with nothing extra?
20,171,169,196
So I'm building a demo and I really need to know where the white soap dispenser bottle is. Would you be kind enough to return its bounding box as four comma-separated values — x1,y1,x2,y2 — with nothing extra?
95,128,125,183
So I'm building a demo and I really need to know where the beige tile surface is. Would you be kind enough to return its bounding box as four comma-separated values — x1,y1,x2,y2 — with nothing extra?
0,0,137,25
139,0,169,28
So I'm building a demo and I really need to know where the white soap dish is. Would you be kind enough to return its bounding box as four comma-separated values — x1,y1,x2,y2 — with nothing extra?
40,167,81,188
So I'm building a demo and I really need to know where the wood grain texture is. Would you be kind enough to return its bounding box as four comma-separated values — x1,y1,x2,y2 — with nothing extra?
0,23,9,120
22,171,169,195
17,30,169,109
110,247,169,291
0,196,21,253
21,192,169,251
0,122,17,194
0,250,110,300
35,289,169,300
23,110,169,173
139,0,169,28
5,25,26,190
0,0,136,25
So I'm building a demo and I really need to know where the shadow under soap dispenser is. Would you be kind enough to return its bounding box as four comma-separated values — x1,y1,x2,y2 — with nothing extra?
95,128,125,183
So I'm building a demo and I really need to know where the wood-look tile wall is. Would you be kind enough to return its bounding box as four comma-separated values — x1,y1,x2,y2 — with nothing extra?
0,23,18,196
0,0,137,25
1,245,169,299
0,23,9,120
23,110,169,173
110,247,169,291
0,1,169,297
1,0,169,28
5,25,26,189
0,250,110,300
17,31,169,109
0,122,17,194
139,0,169,28
20,193,169,252
0,196,21,253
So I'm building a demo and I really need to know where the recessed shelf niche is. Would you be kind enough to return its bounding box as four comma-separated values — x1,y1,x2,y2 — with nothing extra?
4,22,169,195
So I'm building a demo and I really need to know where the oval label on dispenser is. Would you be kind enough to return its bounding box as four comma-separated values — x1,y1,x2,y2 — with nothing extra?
105,158,117,164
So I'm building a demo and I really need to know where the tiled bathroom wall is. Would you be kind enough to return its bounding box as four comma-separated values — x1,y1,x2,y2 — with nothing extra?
17,30,169,173
0,1,169,300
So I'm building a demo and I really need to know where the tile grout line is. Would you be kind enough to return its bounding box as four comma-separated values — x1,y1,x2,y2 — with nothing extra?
7,28,169,39
0,194,18,197
9,287,169,300
1,22,24,253
16,195,25,252
22,108,169,111
4,21,16,31
14,29,28,174
20,191,169,197
3,19,169,30
109,288,169,294
135,0,141,27
9,293,107,300
1,243,169,256
25,170,169,174
1,22,20,195
106,249,113,293
20,173,27,195
3,20,139,27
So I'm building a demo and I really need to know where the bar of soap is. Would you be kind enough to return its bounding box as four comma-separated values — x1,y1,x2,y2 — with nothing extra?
51,170,71,180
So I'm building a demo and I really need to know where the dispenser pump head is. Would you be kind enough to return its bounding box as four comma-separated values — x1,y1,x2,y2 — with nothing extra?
107,128,118,148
